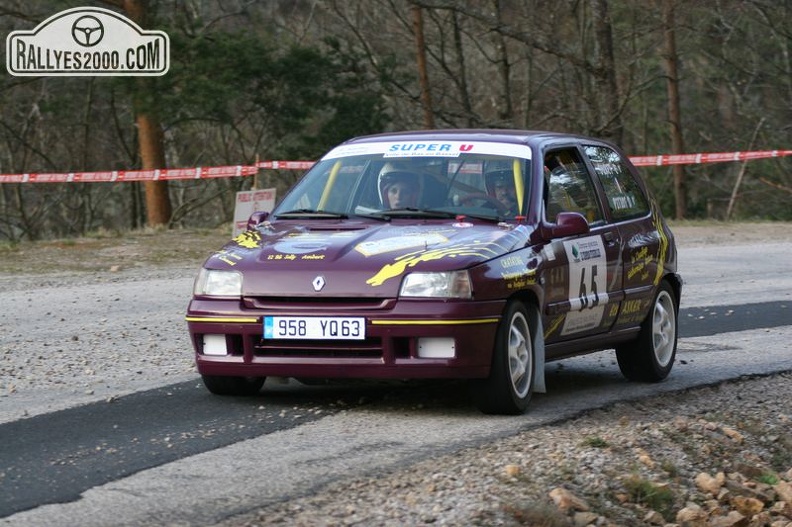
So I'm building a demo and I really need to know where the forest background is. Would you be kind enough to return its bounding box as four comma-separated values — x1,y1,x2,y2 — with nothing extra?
1,0,790,242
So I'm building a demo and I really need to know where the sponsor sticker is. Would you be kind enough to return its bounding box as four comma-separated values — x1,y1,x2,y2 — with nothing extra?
561,235,609,335
6,6,169,76
323,141,533,160
355,233,449,256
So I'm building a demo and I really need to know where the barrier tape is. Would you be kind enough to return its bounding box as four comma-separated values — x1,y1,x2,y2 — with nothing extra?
256,161,316,170
0,165,259,184
1,149,790,183
629,149,792,167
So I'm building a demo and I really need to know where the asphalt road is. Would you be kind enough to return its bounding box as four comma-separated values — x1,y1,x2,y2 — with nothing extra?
1,241,790,526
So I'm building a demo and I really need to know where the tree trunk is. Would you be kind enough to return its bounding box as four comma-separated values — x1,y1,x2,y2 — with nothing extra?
120,0,172,227
592,0,623,144
451,11,474,127
412,5,435,129
491,0,513,126
662,0,687,220
136,113,172,225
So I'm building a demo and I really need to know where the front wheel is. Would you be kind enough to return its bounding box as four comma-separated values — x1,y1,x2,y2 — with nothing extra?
201,375,265,396
616,281,678,382
474,301,536,415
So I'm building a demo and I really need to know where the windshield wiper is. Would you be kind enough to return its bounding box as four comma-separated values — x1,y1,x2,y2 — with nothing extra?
275,209,348,219
456,212,503,223
354,212,391,221
380,208,458,219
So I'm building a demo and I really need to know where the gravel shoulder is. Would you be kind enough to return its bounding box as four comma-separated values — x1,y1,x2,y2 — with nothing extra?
216,373,792,527
1,220,790,278
1,222,791,526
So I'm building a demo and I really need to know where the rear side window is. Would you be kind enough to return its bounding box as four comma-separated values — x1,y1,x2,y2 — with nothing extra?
584,145,649,220
544,148,604,225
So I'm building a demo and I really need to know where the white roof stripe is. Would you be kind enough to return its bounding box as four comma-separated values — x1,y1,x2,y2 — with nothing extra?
323,141,533,160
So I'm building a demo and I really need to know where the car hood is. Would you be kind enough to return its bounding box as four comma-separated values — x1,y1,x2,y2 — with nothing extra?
205,219,533,297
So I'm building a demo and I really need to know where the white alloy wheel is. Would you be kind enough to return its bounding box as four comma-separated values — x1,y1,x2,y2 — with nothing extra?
616,280,678,382
474,301,536,415
651,289,676,368
507,311,533,399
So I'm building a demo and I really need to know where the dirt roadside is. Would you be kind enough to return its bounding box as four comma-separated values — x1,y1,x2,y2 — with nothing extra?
0,226,231,276
1,221,790,277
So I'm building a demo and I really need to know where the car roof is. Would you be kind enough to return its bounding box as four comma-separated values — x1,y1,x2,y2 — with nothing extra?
341,129,615,150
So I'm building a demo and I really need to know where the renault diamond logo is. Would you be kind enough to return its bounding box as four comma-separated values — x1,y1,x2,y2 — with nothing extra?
312,276,326,292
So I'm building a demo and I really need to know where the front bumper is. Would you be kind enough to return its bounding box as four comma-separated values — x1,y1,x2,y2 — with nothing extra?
186,297,504,380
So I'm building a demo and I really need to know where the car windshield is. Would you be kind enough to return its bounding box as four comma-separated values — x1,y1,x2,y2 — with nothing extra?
273,142,532,221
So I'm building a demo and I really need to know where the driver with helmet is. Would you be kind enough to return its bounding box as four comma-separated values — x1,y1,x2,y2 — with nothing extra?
378,162,422,209
485,167,518,215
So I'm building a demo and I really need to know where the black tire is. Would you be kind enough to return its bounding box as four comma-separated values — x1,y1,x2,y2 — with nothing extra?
616,281,678,382
474,301,535,415
201,375,265,396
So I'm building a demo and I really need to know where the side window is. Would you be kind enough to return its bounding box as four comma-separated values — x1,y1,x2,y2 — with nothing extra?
544,148,604,225
583,145,649,220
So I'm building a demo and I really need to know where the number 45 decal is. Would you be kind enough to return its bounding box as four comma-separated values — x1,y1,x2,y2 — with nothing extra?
564,235,609,311
578,265,600,310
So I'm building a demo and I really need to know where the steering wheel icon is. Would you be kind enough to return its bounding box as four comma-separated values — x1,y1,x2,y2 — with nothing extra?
71,15,104,47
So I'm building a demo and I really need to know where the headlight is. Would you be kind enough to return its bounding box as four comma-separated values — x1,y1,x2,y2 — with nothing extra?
400,271,472,298
193,269,242,297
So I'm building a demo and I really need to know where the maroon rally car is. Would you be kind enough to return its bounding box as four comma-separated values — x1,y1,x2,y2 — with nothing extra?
186,130,681,414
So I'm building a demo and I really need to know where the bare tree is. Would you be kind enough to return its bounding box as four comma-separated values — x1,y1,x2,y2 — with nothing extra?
411,5,436,128
661,0,687,219
591,0,624,144
103,0,173,227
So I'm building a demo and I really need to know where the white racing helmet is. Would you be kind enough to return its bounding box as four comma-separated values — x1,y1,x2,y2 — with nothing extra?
378,162,422,207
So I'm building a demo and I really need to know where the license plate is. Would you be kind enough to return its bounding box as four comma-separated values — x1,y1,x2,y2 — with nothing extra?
263,316,366,340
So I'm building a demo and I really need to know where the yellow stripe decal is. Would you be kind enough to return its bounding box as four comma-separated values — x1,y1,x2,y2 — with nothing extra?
187,317,498,326
185,316,259,323
317,160,342,209
513,158,524,214
370,318,499,326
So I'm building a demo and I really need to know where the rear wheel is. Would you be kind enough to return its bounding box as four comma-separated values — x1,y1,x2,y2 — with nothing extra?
201,375,265,396
616,281,678,382
474,301,535,415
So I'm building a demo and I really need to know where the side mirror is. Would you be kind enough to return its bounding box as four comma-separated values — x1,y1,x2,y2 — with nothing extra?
246,211,270,231
547,211,590,239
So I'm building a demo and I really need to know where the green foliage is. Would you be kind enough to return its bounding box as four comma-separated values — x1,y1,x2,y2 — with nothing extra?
621,475,675,520
165,32,273,121
138,28,390,164
581,436,610,448
660,460,679,478
757,473,779,486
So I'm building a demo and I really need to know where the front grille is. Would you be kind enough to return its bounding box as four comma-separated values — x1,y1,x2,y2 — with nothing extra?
243,297,395,311
251,335,385,359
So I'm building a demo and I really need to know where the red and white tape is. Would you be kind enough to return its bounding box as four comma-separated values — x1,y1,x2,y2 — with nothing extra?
629,149,792,167
0,165,259,184
256,161,316,170
1,150,790,183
